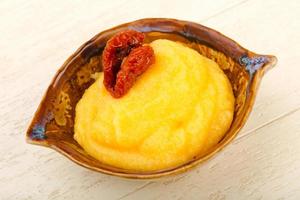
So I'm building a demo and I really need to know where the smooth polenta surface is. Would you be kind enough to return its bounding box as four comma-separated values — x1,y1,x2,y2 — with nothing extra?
74,39,234,171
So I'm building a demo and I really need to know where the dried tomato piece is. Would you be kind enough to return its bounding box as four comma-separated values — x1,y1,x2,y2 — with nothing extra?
102,30,145,90
102,30,155,98
113,46,155,98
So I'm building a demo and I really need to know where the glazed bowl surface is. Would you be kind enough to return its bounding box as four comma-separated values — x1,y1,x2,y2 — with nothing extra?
26,18,277,179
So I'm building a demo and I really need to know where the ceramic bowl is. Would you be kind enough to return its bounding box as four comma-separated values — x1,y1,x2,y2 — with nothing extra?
26,18,277,179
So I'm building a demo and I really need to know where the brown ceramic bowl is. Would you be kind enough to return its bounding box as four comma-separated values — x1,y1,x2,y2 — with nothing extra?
26,18,277,179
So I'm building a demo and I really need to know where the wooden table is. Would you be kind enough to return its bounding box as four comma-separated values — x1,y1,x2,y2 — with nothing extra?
1,0,300,199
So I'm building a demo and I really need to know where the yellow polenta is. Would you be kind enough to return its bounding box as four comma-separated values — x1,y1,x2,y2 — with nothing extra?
74,39,234,171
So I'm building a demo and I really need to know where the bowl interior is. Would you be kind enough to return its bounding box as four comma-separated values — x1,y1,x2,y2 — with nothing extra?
26,18,276,178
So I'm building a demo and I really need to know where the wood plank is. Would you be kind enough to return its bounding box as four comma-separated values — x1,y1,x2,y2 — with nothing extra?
1,0,299,199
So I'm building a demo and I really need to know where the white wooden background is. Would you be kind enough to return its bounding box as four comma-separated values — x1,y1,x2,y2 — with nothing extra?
1,0,300,199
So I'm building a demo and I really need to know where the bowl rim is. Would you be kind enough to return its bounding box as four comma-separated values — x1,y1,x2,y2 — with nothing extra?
26,18,277,179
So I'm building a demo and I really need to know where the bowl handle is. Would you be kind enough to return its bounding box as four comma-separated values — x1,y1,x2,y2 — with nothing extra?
239,54,277,75
26,124,50,147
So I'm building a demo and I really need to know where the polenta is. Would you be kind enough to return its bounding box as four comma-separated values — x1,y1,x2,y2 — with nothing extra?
74,39,234,171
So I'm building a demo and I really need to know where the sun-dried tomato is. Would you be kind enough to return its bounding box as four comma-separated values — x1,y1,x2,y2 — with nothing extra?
112,46,155,98
102,30,155,98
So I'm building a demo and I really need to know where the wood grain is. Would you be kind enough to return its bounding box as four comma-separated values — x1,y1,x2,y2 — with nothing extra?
0,0,299,199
